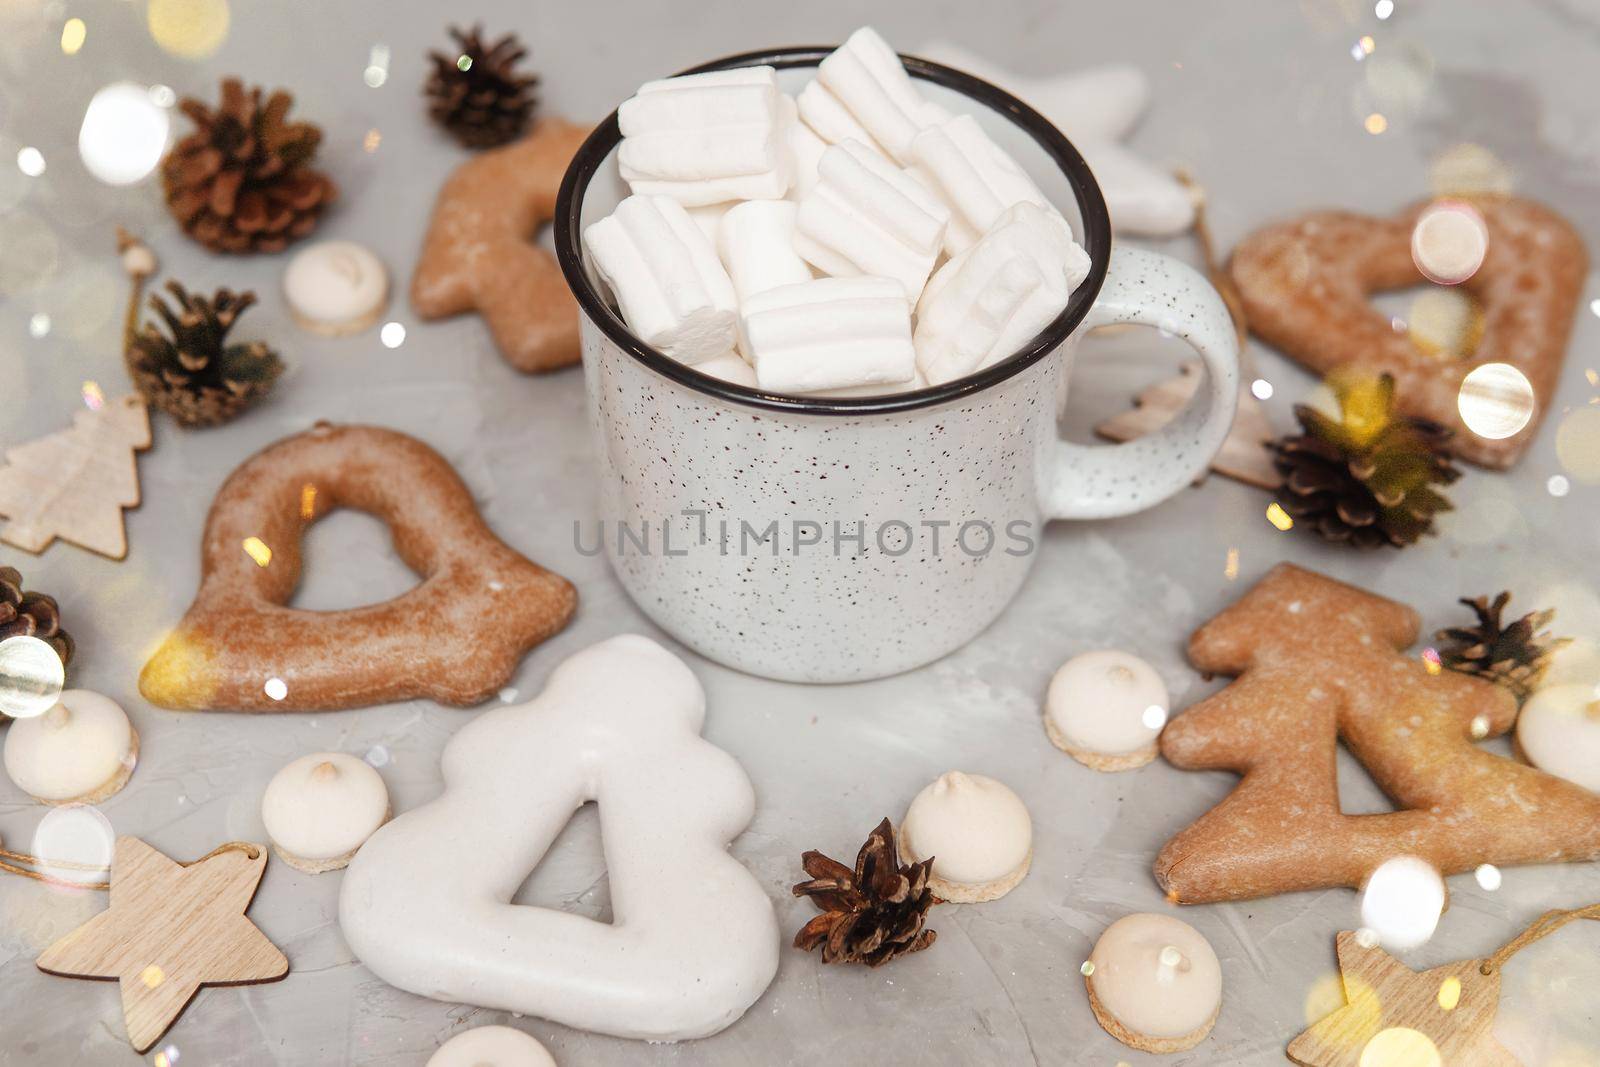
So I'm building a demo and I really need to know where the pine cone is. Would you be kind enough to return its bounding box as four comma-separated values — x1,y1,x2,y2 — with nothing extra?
1271,373,1460,549
162,78,336,254
127,281,284,428
425,25,540,149
1436,592,1569,703
792,818,938,967
0,566,73,668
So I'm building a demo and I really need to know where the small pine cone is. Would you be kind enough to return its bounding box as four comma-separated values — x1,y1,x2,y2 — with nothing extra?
162,78,336,254
0,566,73,667
127,281,284,428
792,818,939,967
1436,592,1570,703
425,25,540,149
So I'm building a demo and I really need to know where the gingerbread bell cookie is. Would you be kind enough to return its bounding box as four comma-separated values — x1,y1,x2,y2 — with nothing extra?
1229,195,1586,469
411,118,590,373
139,423,576,712
1156,564,1600,903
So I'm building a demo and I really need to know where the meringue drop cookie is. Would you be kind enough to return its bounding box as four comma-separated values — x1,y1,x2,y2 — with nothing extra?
282,240,390,337
426,1025,556,1067
898,771,1032,903
1044,650,1169,771
2,690,138,805
1515,683,1600,792
338,635,780,1042
1084,913,1222,1054
262,753,390,873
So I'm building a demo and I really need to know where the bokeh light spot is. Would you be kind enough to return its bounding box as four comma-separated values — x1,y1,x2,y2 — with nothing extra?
1411,201,1488,285
28,312,51,338
1437,975,1461,1011
1555,408,1600,483
1474,863,1502,891
1251,378,1274,400
1266,502,1294,531
147,0,230,58
79,82,171,186
1457,362,1534,440
264,677,288,702
1364,113,1388,135
1360,856,1445,950
17,147,45,177
380,321,406,348
241,536,272,567
33,803,115,886
0,636,65,719
1547,475,1570,497
60,18,87,55
1359,1027,1441,1067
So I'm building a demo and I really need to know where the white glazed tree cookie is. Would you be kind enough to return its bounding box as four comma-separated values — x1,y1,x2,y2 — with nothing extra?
338,635,779,1042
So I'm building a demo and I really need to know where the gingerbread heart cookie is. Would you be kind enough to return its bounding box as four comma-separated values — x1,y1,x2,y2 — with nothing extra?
1229,196,1585,469
411,118,591,373
1156,563,1600,904
139,423,576,711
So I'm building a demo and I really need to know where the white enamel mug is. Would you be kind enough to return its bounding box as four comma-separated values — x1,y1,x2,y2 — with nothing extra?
555,47,1238,683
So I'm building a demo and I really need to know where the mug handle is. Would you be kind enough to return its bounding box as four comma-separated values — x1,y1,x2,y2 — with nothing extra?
1041,245,1241,520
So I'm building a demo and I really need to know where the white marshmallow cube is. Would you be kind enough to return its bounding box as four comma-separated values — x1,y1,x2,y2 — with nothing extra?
618,67,791,206
741,277,915,394
794,140,950,302
783,95,829,201
806,26,947,162
695,351,758,387
717,199,812,303
910,114,1053,255
914,202,1091,385
584,194,739,364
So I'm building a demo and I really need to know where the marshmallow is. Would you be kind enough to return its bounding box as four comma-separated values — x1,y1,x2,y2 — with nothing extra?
914,202,1090,385
784,96,828,200
909,114,1052,255
717,199,812,302
618,67,791,206
686,203,729,246
584,195,739,364
740,277,915,394
807,27,948,162
696,350,758,387
794,140,950,302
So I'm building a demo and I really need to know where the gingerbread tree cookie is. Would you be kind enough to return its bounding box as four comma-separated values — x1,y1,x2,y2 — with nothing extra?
1156,564,1600,903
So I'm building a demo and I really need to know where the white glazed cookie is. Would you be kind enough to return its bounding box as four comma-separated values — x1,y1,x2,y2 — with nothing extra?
1084,912,1222,1053
3,690,138,804
262,753,390,873
426,1025,556,1067
282,240,390,337
897,771,1032,903
1044,649,1169,771
338,635,780,1042
1515,683,1600,792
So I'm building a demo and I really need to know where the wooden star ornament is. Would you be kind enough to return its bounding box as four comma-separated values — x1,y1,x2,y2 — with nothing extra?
1289,931,1518,1067
36,836,287,1052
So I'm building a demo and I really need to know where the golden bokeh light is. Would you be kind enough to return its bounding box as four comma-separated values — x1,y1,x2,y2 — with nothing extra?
241,536,273,567
79,82,171,187
1365,113,1389,135
147,0,230,58
1359,1027,1442,1067
60,17,87,55
1436,976,1461,1011
1555,407,1600,483
1430,142,1513,197
1266,502,1295,531
1407,288,1482,360
1457,363,1534,440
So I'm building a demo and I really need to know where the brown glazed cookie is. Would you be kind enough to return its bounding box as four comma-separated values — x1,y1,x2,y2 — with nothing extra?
139,423,576,711
1156,564,1600,903
411,118,591,373
1229,196,1586,469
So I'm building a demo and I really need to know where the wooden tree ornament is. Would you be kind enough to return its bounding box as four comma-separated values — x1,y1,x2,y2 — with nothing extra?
0,394,150,559
36,836,287,1053
1156,564,1600,903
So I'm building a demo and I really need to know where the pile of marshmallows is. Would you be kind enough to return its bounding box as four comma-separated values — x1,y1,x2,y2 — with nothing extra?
584,26,1092,397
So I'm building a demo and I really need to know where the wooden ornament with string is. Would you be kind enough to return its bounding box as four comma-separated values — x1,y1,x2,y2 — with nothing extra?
1095,172,1280,490
33,835,287,1053
1289,903,1600,1066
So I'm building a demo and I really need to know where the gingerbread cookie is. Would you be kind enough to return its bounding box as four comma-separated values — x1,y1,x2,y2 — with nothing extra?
1229,196,1585,469
411,118,591,373
1156,564,1600,903
138,423,576,712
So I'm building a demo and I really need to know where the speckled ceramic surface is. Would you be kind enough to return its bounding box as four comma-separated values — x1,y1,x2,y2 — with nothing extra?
568,65,1239,682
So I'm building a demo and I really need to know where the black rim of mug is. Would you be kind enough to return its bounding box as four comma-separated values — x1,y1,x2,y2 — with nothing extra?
553,45,1114,416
